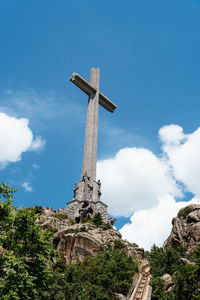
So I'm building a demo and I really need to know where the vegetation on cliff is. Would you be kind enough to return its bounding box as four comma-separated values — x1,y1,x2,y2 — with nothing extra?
0,183,138,300
63,243,138,299
147,244,200,300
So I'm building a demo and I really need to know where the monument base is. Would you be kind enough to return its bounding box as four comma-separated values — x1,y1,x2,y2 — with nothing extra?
66,199,109,223
66,173,115,225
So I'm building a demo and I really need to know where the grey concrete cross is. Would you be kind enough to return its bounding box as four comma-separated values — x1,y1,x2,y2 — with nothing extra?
66,68,117,222
70,68,117,182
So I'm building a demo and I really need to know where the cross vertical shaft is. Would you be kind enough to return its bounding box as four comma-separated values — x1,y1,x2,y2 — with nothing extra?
68,67,116,204
66,68,117,223
82,68,99,181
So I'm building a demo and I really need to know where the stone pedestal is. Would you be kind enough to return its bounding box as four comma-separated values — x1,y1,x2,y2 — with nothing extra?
73,173,101,202
66,199,109,223
66,173,110,223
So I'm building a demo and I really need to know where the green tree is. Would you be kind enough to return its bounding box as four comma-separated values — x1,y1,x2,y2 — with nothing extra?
150,277,166,300
64,244,138,299
0,183,139,300
149,244,200,300
0,182,63,300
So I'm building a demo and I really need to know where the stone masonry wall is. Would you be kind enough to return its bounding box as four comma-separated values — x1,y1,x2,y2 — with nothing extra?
66,199,109,223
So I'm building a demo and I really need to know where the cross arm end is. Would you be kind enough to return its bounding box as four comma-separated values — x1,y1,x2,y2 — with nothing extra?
69,73,96,95
99,92,117,113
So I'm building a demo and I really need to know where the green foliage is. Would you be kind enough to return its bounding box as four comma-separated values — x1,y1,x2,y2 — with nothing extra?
173,262,200,300
149,244,200,300
114,240,126,249
102,222,112,230
47,227,58,234
0,182,17,201
80,213,103,228
148,245,182,277
73,226,88,234
178,206,193,219
80,225,87,232
0,183,138,299
34,205,44,215
54,213,68,220
150,277,166,300
63,246,138,299
80,216,92,224
69,218,76,225
0,183,62,300
92,213,103,227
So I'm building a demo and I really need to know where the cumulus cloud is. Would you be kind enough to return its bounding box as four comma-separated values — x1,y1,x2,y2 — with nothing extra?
120,196,199,250
22,182,33,192
97,147,181,217
97,124,200,250
159,126,200,196
0,112,45,168
159,124,185,146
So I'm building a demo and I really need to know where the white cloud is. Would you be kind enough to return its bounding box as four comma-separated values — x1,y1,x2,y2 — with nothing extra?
160,126,200,196
159,124,185,146
120,196,199,250
22,182,33,192
0,112,45,168
97,124,200,250
29,136,46,151
0,89,84,124
97,147,181,217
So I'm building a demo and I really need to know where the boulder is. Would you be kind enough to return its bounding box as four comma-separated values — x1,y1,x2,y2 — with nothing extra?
161,274,174,293
164,204,200,252
53,222,143,263
35,205,144,263
179,257,196,266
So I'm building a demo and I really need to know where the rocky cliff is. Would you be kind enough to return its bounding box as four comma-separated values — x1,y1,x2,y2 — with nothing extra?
164,204,200,252
35,206,144,263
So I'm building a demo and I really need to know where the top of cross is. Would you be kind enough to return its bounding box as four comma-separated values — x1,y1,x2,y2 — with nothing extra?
70,72,117,113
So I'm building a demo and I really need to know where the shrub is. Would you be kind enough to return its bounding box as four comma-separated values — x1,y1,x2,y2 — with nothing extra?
80,226,87,232
47,227,58,234
69,218,76,225
54,213,68,220
178,206,193,219
102,222,112,230
114,240,126,249
80,217,92,224
92,213,103,227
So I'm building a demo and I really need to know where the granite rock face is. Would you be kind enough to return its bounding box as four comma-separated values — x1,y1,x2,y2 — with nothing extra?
164,204,200,252
161,274,174,293
53,223,144,263
36,206,71,230
35,206,144,263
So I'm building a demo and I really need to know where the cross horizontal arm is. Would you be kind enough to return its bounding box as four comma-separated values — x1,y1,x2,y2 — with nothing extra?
99,92,117,113
70,73,96,95
69,72,117,113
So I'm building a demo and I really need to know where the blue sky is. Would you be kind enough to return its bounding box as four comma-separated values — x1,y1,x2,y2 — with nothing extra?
1,0,200,248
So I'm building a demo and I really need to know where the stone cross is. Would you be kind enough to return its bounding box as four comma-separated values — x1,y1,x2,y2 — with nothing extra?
70,68,117,182
66,68,117,223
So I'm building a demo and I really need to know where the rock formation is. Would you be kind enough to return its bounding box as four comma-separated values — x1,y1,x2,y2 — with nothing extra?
164,204,200,252
161,274,174,293
35,205,144,264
